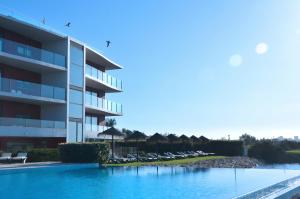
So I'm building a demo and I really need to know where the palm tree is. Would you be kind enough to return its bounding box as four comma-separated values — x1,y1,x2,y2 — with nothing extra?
98,127,123,160
105,118,116,128
103,118,117,159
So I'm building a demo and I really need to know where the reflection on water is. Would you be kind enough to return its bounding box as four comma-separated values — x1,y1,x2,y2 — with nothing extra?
101,165,211,177
259,163,300,170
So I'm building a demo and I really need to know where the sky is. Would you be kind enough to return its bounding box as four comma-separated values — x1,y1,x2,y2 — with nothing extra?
1,0,300,139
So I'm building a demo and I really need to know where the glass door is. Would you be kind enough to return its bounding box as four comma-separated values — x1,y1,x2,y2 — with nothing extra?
69,120,83,142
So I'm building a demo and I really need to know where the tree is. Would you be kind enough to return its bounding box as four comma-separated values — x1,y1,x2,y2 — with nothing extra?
122,128,133,137
105,118,116,128
239,133,256,145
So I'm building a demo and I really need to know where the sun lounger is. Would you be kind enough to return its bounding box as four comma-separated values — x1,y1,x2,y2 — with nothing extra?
175,152,187,158
12,152,27,164
0,152,12,162
127,154,137,162
163,152,175,159
146,153,158,161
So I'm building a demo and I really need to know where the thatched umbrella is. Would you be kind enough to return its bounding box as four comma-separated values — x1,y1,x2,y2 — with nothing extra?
199,135,209,143
190,135,200,143
148,133,168,143
167,134,179,143
147,133,168,156
98,127,123,159
167,134,179,152
179,134,190,143
125,130,147,161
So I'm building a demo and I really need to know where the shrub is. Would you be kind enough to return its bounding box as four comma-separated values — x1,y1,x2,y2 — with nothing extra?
248,141,286,163
27,148,59,162
58,142,109,163
196,141,243,156
98,144,110,164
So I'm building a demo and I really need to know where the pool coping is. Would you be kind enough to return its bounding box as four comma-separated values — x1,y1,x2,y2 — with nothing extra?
234,175,300,199
0,162,64,170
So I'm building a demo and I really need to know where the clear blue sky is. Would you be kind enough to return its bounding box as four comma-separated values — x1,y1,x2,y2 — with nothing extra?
1,0,300,139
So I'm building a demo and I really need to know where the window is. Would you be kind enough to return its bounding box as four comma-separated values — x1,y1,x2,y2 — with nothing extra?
70,45,83,66
68,121,83,142
70,64,83,87
69,88,83,118
17,46,25,55
69,103,82,118
70,89,83,104
70,43,84,87
92,117,97,131
68,121,77,142
17,46,32,58
85,115,98,132
85,116,92,131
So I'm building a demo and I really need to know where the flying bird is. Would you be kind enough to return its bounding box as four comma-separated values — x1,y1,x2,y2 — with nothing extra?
106,40,111,47
65,22,71,27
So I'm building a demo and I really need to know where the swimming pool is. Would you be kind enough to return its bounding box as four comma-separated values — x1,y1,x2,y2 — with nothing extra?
0,164,299,199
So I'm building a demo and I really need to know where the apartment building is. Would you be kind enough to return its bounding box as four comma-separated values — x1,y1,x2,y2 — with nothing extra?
0,13,122,151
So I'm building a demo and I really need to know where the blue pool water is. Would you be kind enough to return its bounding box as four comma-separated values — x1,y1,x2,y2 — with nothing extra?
0,164,300,199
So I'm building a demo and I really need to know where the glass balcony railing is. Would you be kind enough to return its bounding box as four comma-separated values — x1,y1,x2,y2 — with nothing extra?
0,37,66,67
0,117,65,129
0,77,66,101
86,64,122,90
85,124,104,132
85,93,122,115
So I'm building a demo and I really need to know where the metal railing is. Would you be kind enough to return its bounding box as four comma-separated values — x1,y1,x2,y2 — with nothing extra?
0,117,65,129
0,77,66,101
85,93,122,114
86,64,122,90
0,37,66,67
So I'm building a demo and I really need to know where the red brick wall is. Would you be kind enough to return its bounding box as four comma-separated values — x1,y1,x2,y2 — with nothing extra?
0,100,40,119
0,64,41,83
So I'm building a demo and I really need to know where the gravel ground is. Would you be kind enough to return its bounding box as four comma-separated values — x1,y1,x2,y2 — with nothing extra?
189,156,262,168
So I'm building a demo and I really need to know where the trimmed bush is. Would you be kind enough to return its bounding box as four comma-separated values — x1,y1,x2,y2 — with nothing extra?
27,148,59,162
59,142,109,163
196,141,243,156
248,141,286,163
98,145,110,164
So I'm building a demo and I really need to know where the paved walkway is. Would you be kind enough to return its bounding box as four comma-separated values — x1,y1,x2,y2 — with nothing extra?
0,162,62,169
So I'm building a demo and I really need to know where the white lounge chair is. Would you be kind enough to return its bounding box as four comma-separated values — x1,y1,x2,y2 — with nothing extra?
0,152,12,162
12,152,27,164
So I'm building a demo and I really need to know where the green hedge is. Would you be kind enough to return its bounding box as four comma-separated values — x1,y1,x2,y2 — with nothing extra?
248,141,300,163
27,148,59,162
119,140,243,156
58,142,109,163
197,141,243,156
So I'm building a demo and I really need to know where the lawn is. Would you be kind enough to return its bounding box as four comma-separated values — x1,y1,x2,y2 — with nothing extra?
286,149,300,155
104,156,225,167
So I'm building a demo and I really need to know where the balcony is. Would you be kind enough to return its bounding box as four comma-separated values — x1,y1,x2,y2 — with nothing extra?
0,37,66,72
0,77,66,104
85,93,122,116
0,117,66,137
85,64,122,92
